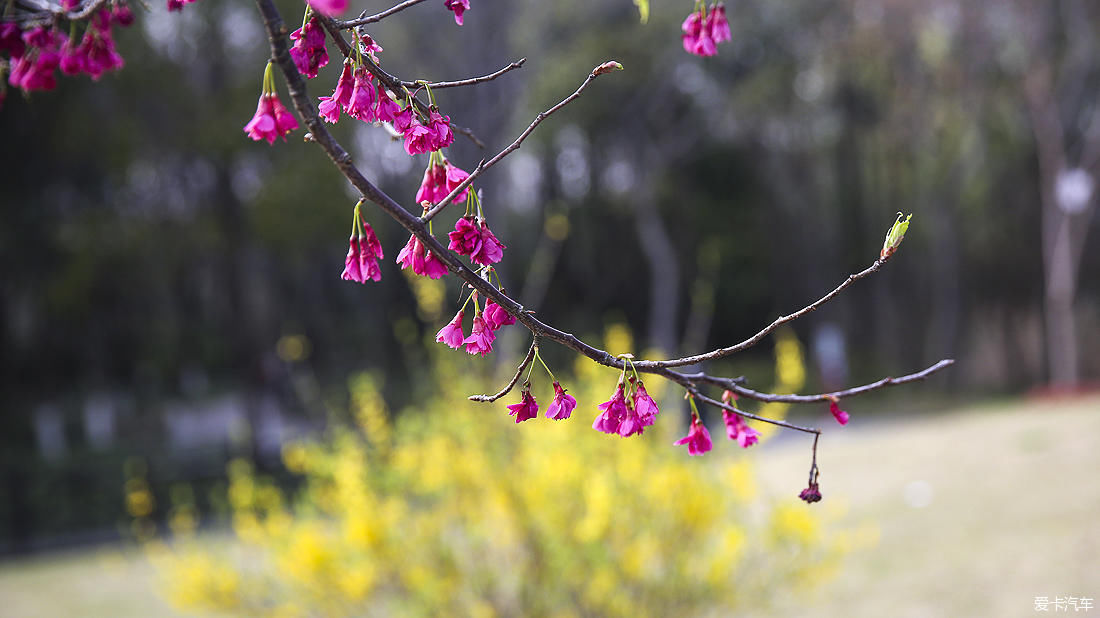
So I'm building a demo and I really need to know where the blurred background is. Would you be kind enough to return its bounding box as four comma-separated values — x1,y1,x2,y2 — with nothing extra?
1,0,1098,615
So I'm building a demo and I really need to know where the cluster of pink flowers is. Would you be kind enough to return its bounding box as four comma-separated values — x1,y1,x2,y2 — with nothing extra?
416,157,470,206
506,380,577,424
341,224,384,283
289,15,328,78
448,216,505,266
443,0,471,25
593,377,661,437
436,295,515,357
395,106,454,155
306,0,347,17
396,233,449,279
799,481,822,503
681,2,730,57
3,5,130,98
244,93,299,144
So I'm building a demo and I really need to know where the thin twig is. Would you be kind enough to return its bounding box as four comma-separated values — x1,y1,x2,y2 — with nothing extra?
468,340,538,402
422,63,616,222
688,359,956,404
418,59,527,90
634,259,889,369
337,0,430,29
691,389,820,435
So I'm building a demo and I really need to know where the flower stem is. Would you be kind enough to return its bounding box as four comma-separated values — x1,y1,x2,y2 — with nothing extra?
534,347,556,383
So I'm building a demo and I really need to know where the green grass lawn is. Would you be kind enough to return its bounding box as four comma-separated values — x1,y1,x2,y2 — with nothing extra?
1,395,1097,617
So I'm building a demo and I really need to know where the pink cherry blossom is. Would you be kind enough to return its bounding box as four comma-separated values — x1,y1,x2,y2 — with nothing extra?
708,3,731,44
447,216,506,266
415,162,448,205
346,67,378,122
462,315,496,356
632,381,660,427
722,409,760,448
318,61,354,123
375,86,402,123
507,386,539,423
306,0,348,17
426,110,454,150
357,222,384,281
435,310,466,349
443,162,470,202
396,234,448,279
829,399,850,425
403,119,434,155
341,235,364,283
593,383,627,434
681,9,717,57
482,299,515,332
546,381,577,420
112,3,135,27
289,17,328,79
443,0,470,25
0,23,26,59
392,106,414,133
244,94,297,144
674,414,713,456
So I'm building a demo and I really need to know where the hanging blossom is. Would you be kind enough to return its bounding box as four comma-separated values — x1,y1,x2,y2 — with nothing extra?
593,374,660,437
463,313,495,356
482,298,515,332
8,26,62,92
167,0,198,12
507,384,539,423
681,2,730,57
244,61,299,144
415,154,470,206
341,204,384,284
289,14,328,79
396,233,449,279
435,309,466,349
828,397,850,425
675,409,713,456
721,390,759,447
448,216,505,266
546,381,577,420
443,0,471,25
318,60,354,123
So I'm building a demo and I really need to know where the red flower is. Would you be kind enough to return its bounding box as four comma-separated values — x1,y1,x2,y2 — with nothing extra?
632,381,660,428
546,381,577,420
415,161,448,205
244,94,297,144
306,0,348,17
375,86,402,123
722,410,760,448
799,483,822,503
593,383,627,434
318,61,354,123
289,17,328,79
444,162,470,203
396,234,448,279
447,216,505,266
443,0,470,25
708,3,731,44
403,119,434,155
674,413,713,456
482,299,515,331
340,235,364,283
507,385,539,423
392,106,414,134
681,9,717,57
829,399,850,425
462,315,496,356
435,310,466,349
346,67,377,123
426,110,454,150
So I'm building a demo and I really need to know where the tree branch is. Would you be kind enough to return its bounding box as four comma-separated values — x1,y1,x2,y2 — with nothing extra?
633,258,889,369
690,389,820,435
337,0,431,29
468,339,537,402
422,62,618,222
418,59,527,90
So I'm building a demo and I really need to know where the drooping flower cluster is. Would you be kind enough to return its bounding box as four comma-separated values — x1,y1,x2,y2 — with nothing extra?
434,290,514,357
546,381,577,421
448,216,505,266
289,14,329,79
243,62,299,144
415,156,470,206
396,233,449,279
340,202,384,284
799,482,822,503
593,376,661,437
681,2,731,57
4,6,130,97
